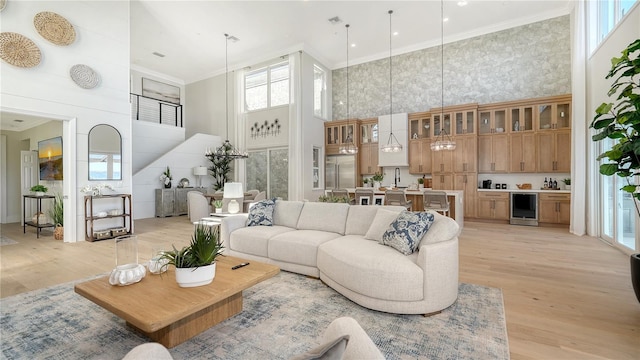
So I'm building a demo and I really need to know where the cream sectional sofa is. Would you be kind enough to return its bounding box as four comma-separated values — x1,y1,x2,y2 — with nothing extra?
220,200,459,315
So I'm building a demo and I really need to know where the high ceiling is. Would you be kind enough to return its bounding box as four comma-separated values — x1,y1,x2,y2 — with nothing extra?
131,0,573,84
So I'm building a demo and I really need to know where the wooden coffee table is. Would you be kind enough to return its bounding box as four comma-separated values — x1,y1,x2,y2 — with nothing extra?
74,256,279,348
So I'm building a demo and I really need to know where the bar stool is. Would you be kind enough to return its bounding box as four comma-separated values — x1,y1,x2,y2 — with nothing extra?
354,188,374,205
384,190,413,211
423,190,450,216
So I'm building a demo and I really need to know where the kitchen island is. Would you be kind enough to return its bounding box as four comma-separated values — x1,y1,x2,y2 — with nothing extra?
331,188,464,227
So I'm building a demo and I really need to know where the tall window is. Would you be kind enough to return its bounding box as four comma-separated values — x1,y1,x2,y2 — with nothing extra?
312,147,321,189
313,65,327,119
245,62,290,111
246,148,289,199
589,0,638,53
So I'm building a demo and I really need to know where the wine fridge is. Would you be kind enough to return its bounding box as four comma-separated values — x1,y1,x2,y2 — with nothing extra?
510,193,538,226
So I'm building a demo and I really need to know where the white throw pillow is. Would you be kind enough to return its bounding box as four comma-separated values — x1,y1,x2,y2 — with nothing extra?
364,208,402,242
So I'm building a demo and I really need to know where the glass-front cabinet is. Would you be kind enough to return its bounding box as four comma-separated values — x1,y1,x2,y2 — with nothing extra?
537,99,571,131
478,109,507,135
454,110,475,135
326,125,339,145
360,120,378,144
510,106,534,132
341,123,356,144
433,112,452,136
409,112,431,140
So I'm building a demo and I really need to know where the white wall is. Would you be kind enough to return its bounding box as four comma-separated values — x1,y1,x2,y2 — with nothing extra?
246,106,289,149
185,73,228,140
133,133,221,219
1,0,130,242
1,121,63,223
132,121,185,173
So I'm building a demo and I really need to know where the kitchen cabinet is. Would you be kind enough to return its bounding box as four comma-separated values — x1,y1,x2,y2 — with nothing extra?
537,130,571,173
478,135,509,173
432,112,453,137
509,105,534,132
478,108,507,135
509,133,536,172
409,112,432,140
453,136,477,173
454,173,477,218
360,118,378,144
359,143,380,175
453,109,476,136
408,140,432,174
432,173,454,190
84,194,132,242
325,119,359,155
539,193,571,224
432,148,454,174
537,101,571,131
477,192,509,220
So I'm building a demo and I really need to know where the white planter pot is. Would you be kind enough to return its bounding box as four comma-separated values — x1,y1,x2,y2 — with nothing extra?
373,181,381,190
565,184,571,190
215,208,223,214
175,263,216,288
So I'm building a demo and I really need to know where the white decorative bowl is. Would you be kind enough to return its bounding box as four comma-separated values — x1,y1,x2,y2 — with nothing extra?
109,263,146,286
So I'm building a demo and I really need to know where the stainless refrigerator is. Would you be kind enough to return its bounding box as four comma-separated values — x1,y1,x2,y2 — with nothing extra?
325,155,356,190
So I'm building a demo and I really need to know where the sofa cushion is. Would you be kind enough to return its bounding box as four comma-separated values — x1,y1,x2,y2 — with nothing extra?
274,200,305,228
381,211,435,255
345,206,379,236
421,210,460,245
318,236,423,301
296,202,350,235
246,198,276,226
289,335,349,360
364,208,403,241
269,230,342,267
229,225,295,257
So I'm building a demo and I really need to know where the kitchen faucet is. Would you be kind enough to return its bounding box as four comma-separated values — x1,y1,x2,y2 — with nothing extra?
395,168,400,188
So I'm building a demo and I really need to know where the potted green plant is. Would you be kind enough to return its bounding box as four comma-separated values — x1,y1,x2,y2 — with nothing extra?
160,166,172,188
363,178,369,187
159,224,224,287
561,178,571,190
49,193,64,240
371,172,384,190
590,39,639,303
213,200,223,214
30,184,48,196
418,178,425,189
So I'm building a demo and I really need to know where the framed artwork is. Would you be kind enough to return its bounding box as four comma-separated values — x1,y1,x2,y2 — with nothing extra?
38,136,63,180
142,77,180,104
359,197,369,205
373,195,385,206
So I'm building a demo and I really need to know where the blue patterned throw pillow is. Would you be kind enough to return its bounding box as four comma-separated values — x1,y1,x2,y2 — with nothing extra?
246,198,276,227
380,211,435,255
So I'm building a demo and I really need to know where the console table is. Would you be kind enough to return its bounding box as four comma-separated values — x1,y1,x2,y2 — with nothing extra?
23,194,56,238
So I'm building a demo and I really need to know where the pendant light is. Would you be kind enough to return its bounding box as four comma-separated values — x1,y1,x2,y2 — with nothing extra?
381,10,402,153
430,1,456,152
339,24,358,155
213,33,248,159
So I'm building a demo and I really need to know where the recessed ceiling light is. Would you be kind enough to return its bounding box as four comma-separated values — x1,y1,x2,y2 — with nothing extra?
443,17,449,22
393,31,399,36
328,16,342,25
152,52,165,57
457,1,468,7
351,43,356,47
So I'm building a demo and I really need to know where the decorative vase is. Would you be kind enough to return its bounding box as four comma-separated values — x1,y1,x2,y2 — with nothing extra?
53,225,64,240
419,184,424,189
631,254,640,303
164,181,172,189
175,263,216,288
373,181,381,190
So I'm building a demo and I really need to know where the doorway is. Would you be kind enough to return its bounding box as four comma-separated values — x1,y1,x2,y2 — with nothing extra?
0,108,77,242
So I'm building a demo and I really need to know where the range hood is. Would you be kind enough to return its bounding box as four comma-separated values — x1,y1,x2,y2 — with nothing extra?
378,113,408,167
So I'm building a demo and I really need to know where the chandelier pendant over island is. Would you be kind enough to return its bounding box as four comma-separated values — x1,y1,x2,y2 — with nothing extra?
381,10,402,153
339,24,358,155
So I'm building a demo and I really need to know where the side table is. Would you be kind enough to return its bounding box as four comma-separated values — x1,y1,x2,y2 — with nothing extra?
23,194,56,238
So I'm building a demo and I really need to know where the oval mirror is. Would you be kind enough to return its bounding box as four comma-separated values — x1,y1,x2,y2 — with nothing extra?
88,124,122,180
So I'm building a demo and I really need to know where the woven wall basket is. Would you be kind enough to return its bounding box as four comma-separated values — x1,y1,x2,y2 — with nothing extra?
33,11,76,46
0,32,41,68
70,64,100,89
0,0,7,13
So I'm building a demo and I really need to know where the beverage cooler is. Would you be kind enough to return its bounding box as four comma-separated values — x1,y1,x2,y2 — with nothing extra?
510,193,538,226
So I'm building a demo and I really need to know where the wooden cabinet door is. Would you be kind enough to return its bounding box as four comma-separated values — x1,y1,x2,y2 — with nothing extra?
536,132,555,172
455,173,477,218
432,148,454,174
539,199,557,223
478,136,493,173
359,143,379,175
454,136,477,173
494,198,510,220
492,135,509,173
409,141,422,174
555,131,571,172
558,200,571,224
509,133,536,172
432,173,454,190
477,198,494,219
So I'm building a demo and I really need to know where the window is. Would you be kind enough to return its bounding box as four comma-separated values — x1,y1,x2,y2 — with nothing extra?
313,65,327,119
589,0,638,53
246,148,289,199
312,147,321,189
245,62,290,111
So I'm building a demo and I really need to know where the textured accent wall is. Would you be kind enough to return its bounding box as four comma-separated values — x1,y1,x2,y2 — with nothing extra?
332,16,571,120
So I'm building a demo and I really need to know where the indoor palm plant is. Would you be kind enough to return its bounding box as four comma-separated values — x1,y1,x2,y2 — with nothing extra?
160,224,224,287
49,193,64,240
590,38,639,303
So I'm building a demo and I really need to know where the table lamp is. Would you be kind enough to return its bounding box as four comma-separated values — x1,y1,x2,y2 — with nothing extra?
193,166,208,188
223,182,244,214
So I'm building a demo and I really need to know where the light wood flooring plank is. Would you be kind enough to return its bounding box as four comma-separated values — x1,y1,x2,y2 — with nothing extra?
1,217,638,359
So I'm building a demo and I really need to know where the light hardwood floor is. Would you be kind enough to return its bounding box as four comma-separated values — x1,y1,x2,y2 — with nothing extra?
1,217,638,359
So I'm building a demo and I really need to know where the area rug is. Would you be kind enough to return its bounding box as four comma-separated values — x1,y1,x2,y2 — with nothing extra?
0,271,509,360
0,235,17,246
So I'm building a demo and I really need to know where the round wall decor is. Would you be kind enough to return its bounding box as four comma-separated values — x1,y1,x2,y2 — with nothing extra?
0,0,7,13
70,64,100,89
33,11,76,46
0,32,41,68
